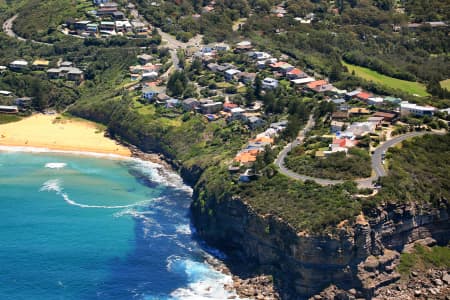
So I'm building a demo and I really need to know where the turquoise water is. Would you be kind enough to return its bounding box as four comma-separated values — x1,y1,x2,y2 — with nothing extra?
0,149,238,300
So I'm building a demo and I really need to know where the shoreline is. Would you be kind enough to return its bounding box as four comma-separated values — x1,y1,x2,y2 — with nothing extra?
0,114,132,157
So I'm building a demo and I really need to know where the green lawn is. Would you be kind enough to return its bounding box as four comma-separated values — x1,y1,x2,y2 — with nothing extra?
343,61,430,97
440,79,450,91
0,114,22,125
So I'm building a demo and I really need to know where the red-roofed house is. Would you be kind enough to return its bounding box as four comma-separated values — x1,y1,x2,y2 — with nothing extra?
223,102,238,111
286,68,307,80
356,91,373,102
332,138,358,148
306,80,334,93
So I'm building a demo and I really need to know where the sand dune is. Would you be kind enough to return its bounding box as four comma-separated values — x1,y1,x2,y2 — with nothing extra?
0,114,131,156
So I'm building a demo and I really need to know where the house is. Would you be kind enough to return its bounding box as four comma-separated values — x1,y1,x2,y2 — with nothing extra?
165,99,180,108
156,93,171,104
348,107,370,116
0,105,18,114
270,61,294,74
137,54,153,65
100,21,116,31
239,72,256,84
93,0,110,5
0,90,13,97
112,11,125,20
182,98,199,111
367,116,384,128
248,116,265,129
384,96,402,105
291,77,315,85
372,111,397,123
47,68,61,79
400,101,436,117
32,59,50,70
206,63,219,72
224,69,241,81
201,45,215,53
252,52,272,60
356,91,373,102
9,59,28,71
216,64,235,73
332,111,349,120
235,41,253,52
142,87,159,101
67,68,84,81
86,23,99,33
223,102,238,111
59,61,73,67
215,43,230,51
332,98,346,105
286,68,307,80
239,169,257,182
0,66,7,72
306,80,334,93
331,121,345,133
345,89,361,100
201,101,223,114
343,122,376,138
230,107,247,121
262,77,278,90
270,120,288,132
115,20,132,32
14,97,33,108
141,71,158,81
367,97,384,106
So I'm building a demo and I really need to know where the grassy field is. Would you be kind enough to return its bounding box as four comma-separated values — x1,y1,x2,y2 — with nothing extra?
0,114,22,125
343,62,430,97
440,79,450,91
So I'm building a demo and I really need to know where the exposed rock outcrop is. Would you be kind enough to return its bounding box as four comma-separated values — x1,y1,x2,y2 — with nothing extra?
191,191,450,299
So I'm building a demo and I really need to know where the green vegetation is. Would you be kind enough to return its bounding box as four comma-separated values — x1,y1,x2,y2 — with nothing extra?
0,114,22,124
398,244,450,276
440,79,450,91
365,134,450,208
343,61,429,97
237,175,361,232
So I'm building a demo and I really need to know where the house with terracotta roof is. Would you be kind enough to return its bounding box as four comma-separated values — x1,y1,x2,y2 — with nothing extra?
356,91,373,102
372,111,397,123
286,68,307,80
306,80,334,93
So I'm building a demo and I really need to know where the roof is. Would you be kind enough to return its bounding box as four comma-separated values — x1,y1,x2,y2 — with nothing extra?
32,59,50,66
368,116,384,122
225,69,241,75
400,101,436,111
332,111,348,119
307,80,328,89
291,77,315,85
10,60,28,66
356,91,373,100
287,68,304,75
223,102,238,109
0,90,13,96
348,107,370,114
373,111,396,119
0,105,18,110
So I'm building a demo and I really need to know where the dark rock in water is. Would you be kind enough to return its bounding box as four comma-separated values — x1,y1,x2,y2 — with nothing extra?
127,168,158,188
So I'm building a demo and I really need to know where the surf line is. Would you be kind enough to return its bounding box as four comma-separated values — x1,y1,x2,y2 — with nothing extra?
40,179,151,209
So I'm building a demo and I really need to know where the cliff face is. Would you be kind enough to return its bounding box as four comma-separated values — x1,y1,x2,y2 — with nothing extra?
191,190,450,299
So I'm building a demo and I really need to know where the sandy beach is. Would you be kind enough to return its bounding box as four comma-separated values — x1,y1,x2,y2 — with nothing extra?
0,114,131,156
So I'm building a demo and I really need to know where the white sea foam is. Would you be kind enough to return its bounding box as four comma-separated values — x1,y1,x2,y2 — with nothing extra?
40,179,63,193
45,162,67,169
128,158,193,194
175,224,191,235
166,256,243,300
40,179,152,209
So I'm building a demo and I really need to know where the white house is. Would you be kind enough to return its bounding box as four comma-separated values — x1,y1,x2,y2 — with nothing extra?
224,69,241,81
400,101,436,117
9,59,28,70
262,77,278,90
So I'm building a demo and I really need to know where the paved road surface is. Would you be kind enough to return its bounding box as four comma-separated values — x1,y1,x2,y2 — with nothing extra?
3,14,52,45
276,124,441,188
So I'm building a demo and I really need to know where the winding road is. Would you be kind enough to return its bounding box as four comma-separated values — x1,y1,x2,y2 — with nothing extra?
3,14,52,46
275,122,442,188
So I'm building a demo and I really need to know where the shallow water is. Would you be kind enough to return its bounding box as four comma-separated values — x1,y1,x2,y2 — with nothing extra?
0,149,239,300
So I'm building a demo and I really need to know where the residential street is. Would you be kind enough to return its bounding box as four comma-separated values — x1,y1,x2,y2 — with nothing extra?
275,121,441,188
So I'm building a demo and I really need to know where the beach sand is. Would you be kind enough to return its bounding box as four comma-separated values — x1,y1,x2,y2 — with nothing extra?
0,114,131,156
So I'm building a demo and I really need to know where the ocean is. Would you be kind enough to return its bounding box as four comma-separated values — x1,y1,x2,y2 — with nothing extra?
0,148,239,300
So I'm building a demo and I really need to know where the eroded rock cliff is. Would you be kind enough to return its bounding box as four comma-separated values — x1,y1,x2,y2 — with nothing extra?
191,190,450,299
